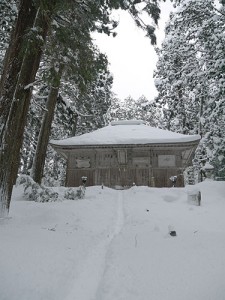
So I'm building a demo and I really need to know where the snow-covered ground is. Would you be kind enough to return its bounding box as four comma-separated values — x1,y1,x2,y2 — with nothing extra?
1,180,225,300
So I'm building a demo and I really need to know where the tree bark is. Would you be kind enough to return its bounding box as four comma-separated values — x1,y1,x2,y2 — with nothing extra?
31,65,64,184
0,5,53,217
72,113,79,136
0,0,37,136
0,0,38,217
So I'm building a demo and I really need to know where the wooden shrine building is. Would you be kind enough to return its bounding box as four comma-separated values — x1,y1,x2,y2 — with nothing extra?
50,120,200,188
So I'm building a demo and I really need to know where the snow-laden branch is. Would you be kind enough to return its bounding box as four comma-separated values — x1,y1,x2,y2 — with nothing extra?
32,99,48,112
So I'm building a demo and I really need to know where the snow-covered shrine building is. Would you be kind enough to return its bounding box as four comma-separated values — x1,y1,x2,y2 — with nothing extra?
50,120,201,188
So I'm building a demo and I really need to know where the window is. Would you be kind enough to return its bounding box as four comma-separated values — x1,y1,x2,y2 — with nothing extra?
76,158,90,168
117,150,127,164
158,155,176,167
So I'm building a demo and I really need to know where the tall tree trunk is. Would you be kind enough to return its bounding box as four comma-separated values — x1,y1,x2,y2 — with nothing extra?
0,0,37,136
199,95,204,138
31,65,64,184
178,85,187,134
22,123,41,175
0,0,37,217
0,5,54,217
72,113,79,136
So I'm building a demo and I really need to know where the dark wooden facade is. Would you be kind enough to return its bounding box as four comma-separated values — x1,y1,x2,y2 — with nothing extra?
52,141,199,188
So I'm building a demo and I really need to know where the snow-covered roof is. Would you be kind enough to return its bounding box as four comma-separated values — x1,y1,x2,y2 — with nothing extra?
50,120,201,147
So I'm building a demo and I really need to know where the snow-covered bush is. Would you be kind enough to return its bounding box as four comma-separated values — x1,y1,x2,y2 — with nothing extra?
76,186,86,199
64,186,85,200
64,188,78,200
16,175,58,202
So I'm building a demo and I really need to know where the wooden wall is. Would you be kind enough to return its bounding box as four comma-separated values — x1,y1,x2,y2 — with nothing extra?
65,145,188,188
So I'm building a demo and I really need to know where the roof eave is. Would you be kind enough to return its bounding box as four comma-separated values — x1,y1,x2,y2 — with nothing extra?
50,138,200,151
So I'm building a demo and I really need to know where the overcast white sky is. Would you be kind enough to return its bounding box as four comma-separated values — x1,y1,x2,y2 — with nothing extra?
93,1,174,101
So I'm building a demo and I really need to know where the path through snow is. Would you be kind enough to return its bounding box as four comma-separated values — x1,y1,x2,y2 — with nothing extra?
65,191,125,300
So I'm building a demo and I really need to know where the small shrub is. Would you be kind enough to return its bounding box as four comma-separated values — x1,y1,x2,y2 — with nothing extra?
16,175,58,202
64,186,85,200
64,188,78,200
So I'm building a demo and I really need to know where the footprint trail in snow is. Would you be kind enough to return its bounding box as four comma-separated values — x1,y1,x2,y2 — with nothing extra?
64,191,124,300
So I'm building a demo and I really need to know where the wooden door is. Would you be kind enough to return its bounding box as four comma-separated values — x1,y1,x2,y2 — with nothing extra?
135,169,150,186
95,169,110,186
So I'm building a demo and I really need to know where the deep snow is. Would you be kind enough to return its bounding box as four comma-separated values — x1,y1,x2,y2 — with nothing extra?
1,180,225,300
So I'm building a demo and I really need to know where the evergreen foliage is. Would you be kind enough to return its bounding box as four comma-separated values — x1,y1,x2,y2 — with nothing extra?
107,95,162,127
154,0,225,180
16,175,59,202
0,0,17,73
